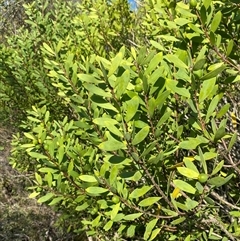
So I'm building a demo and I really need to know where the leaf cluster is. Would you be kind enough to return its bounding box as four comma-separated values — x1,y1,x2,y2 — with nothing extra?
1,0,240,240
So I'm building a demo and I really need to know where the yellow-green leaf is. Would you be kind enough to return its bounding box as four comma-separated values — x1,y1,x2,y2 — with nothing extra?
132,126,150,145
210,11,222,33
79,175,98,183
173,180,196,194
177,167,199,179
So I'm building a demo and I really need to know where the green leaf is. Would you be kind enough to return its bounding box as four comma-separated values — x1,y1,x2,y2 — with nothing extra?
208,174,233,187
77,74,99,84
86,187,108,194
217,103,230,118
103,220,113,231
144,218,158,240
155,90,170,107
200,65,226,81
79,175,98,183
210,11,222,33
28,152,48,159
150,40,164,50
205,94,221,122
174,18,191,26
58,145,65,164
125,96,139,122
42,43,55,56
229,211,240,217
132,126,150,145
177,167,199,179
83,83,111,98
198,147,207,174
91,95,118,112
35,172,42,185
48,197,64,206
185,198,199,210
173,180,196,194
93,118,123,137
203,0,211,9
111,202,120,220
29,192,40,199
161,208,178,216
157,111,172,127
146,52,163,75
193,59,206,71
37,193,54,203
184,235,191,241
138,197,161,207
76,202,89,211
149,228,161,241
226,39,234,56
124,213,143,221
214,126,226,142
165,54,188,69
24,132,36,140
228,132,238,151
179,137,208,150
116,70,130,98
140,141,157,157
108,51,123,77
171,217,186,225
109,165,118,185
92,214,102,227
127,225,136,237
211,160,224,176
199,78,216,103
136,47,147,65
107,156,131,165
183,159,199,174
166,79,190,98
98,135,126,151
93,117,118,126
129,186,152,199
159,35,180,42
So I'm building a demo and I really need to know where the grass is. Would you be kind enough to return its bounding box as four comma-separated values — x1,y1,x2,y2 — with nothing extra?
0,127,88,241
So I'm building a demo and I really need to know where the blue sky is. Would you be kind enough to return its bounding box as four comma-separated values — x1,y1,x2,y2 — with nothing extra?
128,0,138,10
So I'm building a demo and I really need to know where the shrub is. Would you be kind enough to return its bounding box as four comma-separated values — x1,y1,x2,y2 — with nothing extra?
4,0,240,240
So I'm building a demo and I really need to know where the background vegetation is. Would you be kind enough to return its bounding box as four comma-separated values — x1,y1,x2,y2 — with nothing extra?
0,0,240,240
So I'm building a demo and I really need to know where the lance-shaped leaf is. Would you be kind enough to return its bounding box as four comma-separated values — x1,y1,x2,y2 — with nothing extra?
200,64,226,81
93,118,123,137
99,138,126,151
111,203,120,220
124,213,143,221
208,174,233,187
177,167,199,179
129,185,152,199
173,180,196,194
125,96,139,122
138,197,161,207
79,175,98,183
199,78,216,103
37,193,54,203
164,54,188,69
108,51,124,77
132,126,150,145
116,69,130,98
86,187,108,194
144,218,158,240
28,152,48,159
83,83,111,98
166,79,190,98
210,11,222,33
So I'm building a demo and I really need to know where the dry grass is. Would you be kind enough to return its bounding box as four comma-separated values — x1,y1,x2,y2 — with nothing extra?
0,127,82,241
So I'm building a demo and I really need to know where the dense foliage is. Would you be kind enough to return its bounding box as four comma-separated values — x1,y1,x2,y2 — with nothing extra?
1,0,240,240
